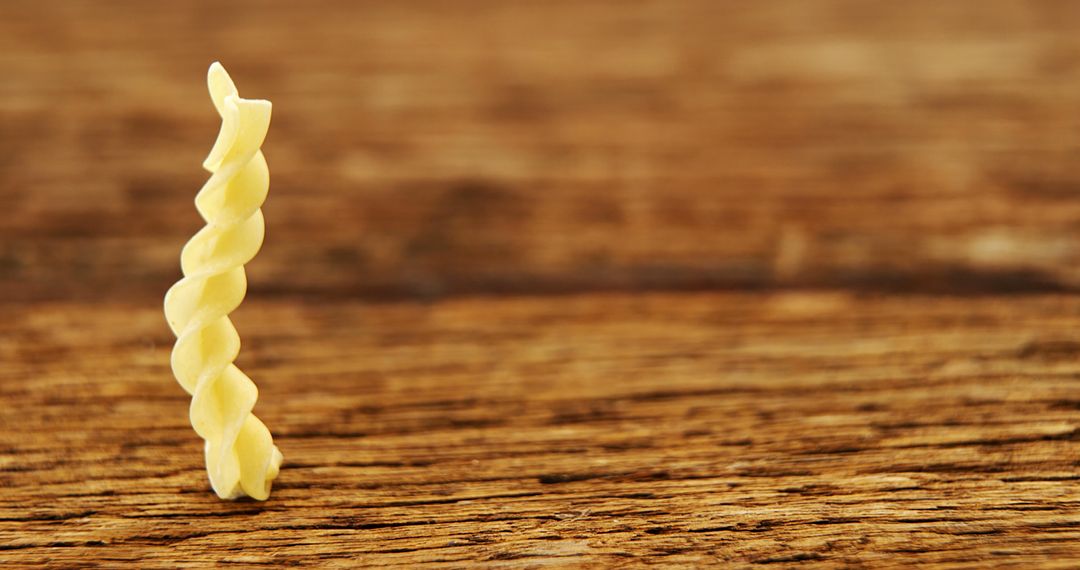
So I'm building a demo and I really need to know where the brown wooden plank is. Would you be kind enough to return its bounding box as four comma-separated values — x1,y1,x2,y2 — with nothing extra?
2,1,1079,566
1,292,1079,566
4,0,1080,302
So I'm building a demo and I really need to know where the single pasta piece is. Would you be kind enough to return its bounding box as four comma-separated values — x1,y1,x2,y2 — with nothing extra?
164,62,283,500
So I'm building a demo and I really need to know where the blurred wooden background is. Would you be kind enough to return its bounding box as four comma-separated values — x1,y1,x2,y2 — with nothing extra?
2,0,1080,567
5,0,1080,303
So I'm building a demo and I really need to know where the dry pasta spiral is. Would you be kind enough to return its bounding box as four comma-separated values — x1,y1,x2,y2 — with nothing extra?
164,62,283,500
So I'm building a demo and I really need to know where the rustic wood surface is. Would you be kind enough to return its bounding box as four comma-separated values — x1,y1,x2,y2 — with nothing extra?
4,0,1080,302
2,0,1080,567
3,294,1080,567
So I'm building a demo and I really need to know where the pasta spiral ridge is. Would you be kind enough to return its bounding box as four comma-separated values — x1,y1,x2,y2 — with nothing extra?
164,62,283,500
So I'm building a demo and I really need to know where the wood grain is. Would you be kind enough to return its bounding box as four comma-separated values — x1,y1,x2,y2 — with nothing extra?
2,293,1080,566
2,0,1080,567
4,0,1080,302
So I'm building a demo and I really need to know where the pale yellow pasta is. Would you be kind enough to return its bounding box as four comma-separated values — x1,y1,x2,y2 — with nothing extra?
164,62,283,500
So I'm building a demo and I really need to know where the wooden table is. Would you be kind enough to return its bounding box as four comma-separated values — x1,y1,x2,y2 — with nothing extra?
2,1,1079,566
